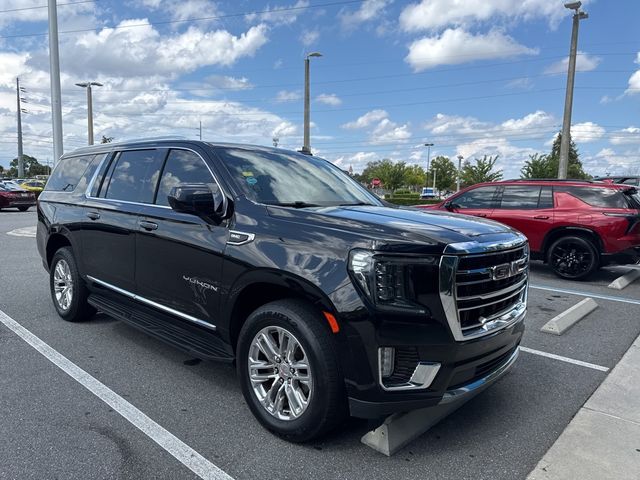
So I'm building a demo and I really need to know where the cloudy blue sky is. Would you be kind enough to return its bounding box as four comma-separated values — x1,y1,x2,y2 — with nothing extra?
0,0,639,177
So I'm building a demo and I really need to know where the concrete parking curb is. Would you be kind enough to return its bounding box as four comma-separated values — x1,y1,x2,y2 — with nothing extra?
540,297,598,336
527,333,640,480
608,269,640,290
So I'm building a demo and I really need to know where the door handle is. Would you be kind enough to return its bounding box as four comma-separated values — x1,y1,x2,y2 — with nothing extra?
534,215,549,220
86,212,100,220
139,220,158,231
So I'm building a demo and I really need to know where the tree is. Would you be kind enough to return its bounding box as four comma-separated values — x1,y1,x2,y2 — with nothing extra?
520,153,554,179
460,155,503,187
360,159,408,191
403,164,427,191
0,165,4,175
428,156,457,192
521,133,589,179
101,135,114,143
7,154,49,177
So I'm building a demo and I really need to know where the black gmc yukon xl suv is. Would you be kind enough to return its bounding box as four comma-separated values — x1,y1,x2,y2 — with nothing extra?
37,139,528,441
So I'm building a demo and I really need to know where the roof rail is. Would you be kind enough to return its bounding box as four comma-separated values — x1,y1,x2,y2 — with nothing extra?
502,178,596,183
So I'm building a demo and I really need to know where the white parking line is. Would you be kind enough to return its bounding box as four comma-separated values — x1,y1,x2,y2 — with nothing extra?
530,284,640,306
0,309,233,480
520,346,609,372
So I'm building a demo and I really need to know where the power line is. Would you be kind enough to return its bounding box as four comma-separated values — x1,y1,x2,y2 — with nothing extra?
0,0,366,39
0,0,97,14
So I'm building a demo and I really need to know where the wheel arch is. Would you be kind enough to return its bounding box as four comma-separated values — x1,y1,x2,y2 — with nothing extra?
541,227,603,260
223,270,338,352
45,232,74,268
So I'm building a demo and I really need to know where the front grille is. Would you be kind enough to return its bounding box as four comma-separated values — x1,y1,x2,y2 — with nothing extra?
455,246,528,334
439,240,529,341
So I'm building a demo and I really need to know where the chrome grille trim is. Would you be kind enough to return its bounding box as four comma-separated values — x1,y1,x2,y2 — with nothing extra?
439,235,529,342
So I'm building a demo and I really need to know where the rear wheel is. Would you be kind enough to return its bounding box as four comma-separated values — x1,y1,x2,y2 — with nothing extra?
548,236,599,280
236,299,347,442
50,247,95,321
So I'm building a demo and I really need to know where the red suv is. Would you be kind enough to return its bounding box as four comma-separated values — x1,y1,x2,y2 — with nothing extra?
417,180,640,279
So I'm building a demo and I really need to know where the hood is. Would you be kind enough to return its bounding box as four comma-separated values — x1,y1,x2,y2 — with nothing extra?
267,204,520,252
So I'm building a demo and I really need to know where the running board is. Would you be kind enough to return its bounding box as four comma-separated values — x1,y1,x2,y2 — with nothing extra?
88,293,234,362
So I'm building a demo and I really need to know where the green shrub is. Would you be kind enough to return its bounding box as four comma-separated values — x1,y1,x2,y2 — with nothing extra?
387,198,441,206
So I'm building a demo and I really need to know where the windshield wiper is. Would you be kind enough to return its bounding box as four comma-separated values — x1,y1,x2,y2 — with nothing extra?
338,202,375,206
266,201,320,208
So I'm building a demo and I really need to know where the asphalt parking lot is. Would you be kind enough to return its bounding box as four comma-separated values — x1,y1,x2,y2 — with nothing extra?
2,210,639,480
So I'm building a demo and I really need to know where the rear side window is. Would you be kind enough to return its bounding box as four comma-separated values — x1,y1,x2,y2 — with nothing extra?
102,149,165,203
559,186,629,208
46,155,95,192
453,186,498,209
155,150,214,206
498,186,541,209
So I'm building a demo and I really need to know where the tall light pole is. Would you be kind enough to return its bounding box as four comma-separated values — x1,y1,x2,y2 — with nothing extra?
424,142,433,189
457,154,464,192
301,52,322,155
558,1,588,179
48,0,63,165
76,82,103,145
16,78,26,178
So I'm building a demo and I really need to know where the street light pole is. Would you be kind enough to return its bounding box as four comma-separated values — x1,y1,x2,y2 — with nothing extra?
457,154,464,192
76,82,103,145
16,78,25,178
48,0,63,166
424,142,433,189
301,52,322,155
558,1,588,179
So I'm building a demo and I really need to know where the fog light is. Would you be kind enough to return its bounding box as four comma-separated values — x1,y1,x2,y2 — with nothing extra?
379,347,395,378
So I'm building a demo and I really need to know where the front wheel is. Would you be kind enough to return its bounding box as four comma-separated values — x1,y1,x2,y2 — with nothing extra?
548,236,599,280
50,247,95,321
236,299,347,442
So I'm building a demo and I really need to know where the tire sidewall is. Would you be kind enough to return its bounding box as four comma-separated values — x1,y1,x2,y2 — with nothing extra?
548,236,598,280
237,304,338,440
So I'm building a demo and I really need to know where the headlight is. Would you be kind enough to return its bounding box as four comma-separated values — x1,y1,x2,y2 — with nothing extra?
348,249,439,312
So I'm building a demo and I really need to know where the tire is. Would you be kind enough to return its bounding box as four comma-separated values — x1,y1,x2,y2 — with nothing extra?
548,235,599,280
236,299,347,442
17,206,30,212
49,247,96,322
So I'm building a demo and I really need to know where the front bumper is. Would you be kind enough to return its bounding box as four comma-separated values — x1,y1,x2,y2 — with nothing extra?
348,311,524,418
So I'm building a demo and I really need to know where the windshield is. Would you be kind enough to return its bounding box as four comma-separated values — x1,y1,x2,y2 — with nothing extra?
216,147,382,207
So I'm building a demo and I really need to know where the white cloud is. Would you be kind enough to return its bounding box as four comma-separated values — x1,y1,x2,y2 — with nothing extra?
332,151,379,172
405,29,538,72
340,0,391,28
610,127,640,145
571,122,605,143
500,110,555,132
342,109,388,129
544,51,601,75
371,119,412,144
456,138,537,179
246,0,309,26
300,30,320,46
426,110,556,139
204,75,253,90
275,90,302,102
137,0,221,24
315,93,342,106
625,53,640,95
44,20,269,77
399,0,578,32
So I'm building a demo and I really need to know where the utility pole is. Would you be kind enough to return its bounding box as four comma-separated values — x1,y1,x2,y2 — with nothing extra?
424,142,433,189
558,1,588,179
301,52,322,155
16,78,25,178
48,0,64,165
75,82,102,145
457,155,464,192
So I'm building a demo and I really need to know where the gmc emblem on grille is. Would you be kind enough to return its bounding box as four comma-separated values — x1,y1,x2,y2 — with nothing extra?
490,259,526,281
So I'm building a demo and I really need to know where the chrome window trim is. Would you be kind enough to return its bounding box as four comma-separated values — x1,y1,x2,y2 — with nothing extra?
85,146,229,216
87,275,216,331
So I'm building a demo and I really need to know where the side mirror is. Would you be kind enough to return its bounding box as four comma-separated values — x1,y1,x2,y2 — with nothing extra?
168,183,223,217
444,201,454,211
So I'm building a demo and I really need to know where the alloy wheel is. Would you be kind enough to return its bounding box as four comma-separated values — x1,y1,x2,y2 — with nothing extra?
248,326,312,421
551,240,594,278
53,259,74,311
